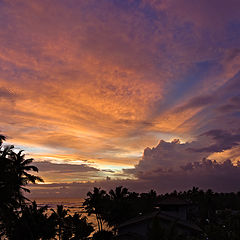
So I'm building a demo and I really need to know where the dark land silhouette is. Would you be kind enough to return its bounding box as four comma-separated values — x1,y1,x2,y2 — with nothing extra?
1,135,240,239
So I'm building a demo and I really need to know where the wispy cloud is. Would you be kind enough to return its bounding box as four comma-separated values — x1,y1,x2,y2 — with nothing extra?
1,0,240,191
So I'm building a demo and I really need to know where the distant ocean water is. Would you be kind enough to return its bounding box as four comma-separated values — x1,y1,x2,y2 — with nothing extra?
33,198,98,228
33,198,85,214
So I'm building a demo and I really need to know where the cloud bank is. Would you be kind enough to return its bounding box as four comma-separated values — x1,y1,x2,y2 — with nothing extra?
29,128,240,197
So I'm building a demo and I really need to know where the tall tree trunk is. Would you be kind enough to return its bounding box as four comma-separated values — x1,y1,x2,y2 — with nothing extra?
100,217,103,231
96,214,101,232
59,224,61,240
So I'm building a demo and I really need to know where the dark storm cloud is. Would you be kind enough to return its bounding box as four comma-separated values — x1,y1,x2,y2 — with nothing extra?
34,161,100,173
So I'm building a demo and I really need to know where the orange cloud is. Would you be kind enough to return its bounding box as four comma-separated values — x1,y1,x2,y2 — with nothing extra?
1,0,240,187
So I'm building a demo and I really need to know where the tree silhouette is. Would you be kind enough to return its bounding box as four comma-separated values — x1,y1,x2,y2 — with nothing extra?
83,187,108,231
109,186,129,200
8,149,43,204
68,213,94,240
50,207,94,240
51,205,69,240
0,135,44,238
10,201,56,240
92,230,115,240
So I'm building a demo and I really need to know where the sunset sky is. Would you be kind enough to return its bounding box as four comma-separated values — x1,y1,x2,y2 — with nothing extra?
1,0,240,197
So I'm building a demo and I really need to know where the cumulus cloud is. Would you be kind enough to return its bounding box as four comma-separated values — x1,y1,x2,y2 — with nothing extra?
134,158,240,193
119,129,240,194
132,129,240,172
135,139,206,171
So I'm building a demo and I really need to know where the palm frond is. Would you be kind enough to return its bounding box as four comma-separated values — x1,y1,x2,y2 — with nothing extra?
22,158,33,166
23,172,44,183
23,165,39,172
20,187,30,193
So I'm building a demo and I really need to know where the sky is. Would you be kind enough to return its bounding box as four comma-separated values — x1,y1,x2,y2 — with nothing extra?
1,0,240,197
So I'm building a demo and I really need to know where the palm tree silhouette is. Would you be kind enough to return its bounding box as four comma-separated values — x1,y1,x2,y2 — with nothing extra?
83,187,108,231
8,149,43,205
92,230,115,240
11,201,55,240
109,186,129,200
0,135,44,238
70,213,94,240
51,205,69,240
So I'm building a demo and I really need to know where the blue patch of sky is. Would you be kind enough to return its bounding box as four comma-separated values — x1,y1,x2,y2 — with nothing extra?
0,2,15,27
111,0,164,27
3,143,60,155
97,164,130,171
218,71,240,98
154,60,220,115
232,112,240,118
225,21,240,47
172,22,195,44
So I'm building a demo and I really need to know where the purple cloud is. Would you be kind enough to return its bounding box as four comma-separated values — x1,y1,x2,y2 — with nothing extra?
174,95,217,112
134,138,209,171
189,129,240,153
28,158,240,198
34,161,100,173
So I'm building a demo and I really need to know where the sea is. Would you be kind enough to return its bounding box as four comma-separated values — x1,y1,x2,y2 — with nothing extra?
33,198,98,229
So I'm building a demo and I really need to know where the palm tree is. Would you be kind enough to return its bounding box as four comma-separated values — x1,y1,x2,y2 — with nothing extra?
92,230,115,240
7,149,44,205
0,135,44,238
70,213,94,240
51,205,69,240
10,201,56,240
106,187,133,228
83,187,108,231
109,186,129,200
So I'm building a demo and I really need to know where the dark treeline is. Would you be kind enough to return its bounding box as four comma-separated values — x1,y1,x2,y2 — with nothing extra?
83,186,240,240
1,135,240,239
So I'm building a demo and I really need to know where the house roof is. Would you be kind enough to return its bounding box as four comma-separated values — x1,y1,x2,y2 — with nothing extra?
156,198,192,206
117,211,202,232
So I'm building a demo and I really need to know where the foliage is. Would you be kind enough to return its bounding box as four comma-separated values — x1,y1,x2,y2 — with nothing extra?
83,187,109,231
0,136,43,238
68,213,94,240
83,186,157,230
9,201,56,240
84,186,240,240
51,206,94,240
0,135,94,240
92,230,115,240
